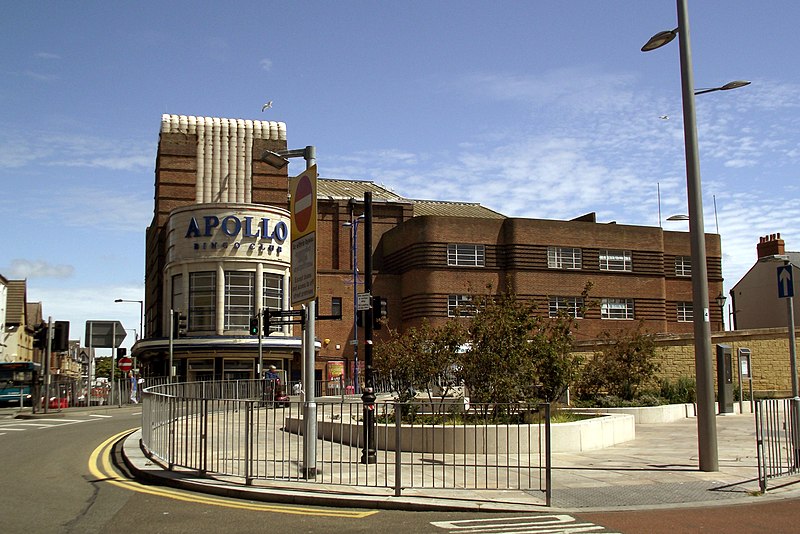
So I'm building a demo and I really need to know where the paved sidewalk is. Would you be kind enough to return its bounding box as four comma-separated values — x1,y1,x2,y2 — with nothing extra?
121,412,800,513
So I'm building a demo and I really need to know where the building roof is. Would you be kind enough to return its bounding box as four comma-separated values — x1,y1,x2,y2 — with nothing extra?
318,178,506,219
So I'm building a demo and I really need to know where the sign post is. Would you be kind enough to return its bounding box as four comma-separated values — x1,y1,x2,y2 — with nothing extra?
85,321,126,407
777,263,799,467
289,154,318,480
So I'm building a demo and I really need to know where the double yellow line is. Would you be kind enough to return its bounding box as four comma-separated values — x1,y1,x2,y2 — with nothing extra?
88,429,377,518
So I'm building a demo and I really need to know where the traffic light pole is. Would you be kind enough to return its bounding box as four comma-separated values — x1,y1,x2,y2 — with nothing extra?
168,308,174,383
43,317,52,414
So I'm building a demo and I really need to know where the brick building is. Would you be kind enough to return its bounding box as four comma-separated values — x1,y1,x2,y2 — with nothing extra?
134,114,724,385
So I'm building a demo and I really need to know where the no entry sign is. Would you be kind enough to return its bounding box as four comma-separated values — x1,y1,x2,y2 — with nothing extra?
118,357,133,372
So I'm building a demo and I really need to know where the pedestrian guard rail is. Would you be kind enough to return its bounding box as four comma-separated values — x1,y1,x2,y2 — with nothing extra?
141,379,551,504
755,397,800,492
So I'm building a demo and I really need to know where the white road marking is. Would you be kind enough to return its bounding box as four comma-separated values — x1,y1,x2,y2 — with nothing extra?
89,414,113,418
431,515,620,533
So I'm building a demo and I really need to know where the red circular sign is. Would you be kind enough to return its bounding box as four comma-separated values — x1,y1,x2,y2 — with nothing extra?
294,175,313,233
118,357,133,372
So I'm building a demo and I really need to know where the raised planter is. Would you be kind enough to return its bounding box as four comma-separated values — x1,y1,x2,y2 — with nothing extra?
284,412,635,454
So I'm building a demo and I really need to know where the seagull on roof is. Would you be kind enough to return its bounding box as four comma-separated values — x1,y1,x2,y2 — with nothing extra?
262,101,273,112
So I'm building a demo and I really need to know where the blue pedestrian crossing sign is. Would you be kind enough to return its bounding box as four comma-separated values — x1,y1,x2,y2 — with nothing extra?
777,265,794,298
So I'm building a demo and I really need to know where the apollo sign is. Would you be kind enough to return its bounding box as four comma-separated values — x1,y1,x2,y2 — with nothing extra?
185,215,288,242
167,205,292,261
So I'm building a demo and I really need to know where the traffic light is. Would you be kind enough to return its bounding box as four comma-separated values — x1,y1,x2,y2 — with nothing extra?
356,309,364,328
373,296,388,330
173,312,188,338
249,316,259,336
117,347,127,357
53,321,69,351
33,323,48,349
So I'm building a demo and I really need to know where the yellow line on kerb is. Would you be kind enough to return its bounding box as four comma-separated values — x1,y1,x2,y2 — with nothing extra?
88,429,377,518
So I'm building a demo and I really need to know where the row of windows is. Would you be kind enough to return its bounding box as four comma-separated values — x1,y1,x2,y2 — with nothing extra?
172,271,285,332
448,294,694,322
447,243,692,276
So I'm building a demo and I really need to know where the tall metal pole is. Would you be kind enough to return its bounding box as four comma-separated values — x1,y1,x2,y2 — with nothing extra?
361,191,377,464
44,317,52,414
352,216,361,394
168,308,174,383
676,0,718,472
301,146,318,479
784,261,799,466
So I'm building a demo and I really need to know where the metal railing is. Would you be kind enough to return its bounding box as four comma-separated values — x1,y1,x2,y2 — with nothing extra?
755,397,800,492
141,380,551,504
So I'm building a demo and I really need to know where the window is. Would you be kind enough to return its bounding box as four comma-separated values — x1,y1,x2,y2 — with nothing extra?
224,271,254,330
677,302,693,322
600,250,632,272
447,244,485,267
448,295,476,317
675,256,692,277
331,297,343,319
601,298,635,320
263,273,284,333
548,296,584,318
189,271,216,331
547,247,582,270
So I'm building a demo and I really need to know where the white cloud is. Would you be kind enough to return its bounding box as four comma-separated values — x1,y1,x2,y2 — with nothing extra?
260,58,273,71
5,259,75,279
35,52,61,60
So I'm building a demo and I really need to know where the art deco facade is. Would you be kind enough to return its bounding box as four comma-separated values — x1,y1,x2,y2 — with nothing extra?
135,114,724,385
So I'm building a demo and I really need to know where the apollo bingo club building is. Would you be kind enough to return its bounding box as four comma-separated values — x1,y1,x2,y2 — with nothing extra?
133,114,724,385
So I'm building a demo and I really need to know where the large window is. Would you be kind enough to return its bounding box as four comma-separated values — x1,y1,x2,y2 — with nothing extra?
447,244,485,267
675,256,692,277
599,250,632,272
448,294,476,317
548,296,584,318
547,247,582,270
189,271,216,331
601,298,635,320
677,302,693,322
263,273,284,333
224,271,254,330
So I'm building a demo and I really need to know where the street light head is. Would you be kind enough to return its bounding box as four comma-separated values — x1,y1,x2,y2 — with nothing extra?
260,150,290,169
667,214,690,221
715,292,727,308
720,80,751,91
114,298,123,302
641,28,678,52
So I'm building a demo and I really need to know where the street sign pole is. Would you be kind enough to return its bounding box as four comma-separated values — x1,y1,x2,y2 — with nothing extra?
778,262,799,467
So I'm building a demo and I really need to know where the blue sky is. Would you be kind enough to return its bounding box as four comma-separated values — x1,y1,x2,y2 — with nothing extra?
2,1,799,349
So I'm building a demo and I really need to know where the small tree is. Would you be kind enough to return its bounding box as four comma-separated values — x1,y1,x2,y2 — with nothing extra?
374,318,467,406
577,321,660,401
459,291,582,405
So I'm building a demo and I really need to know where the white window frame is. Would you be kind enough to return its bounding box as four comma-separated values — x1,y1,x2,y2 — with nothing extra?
548,296,584,318
224,271,255,330
547,246,582,270
448,294,476,317
599,249,632,272
677,301,693,322
447,244,485,267
601,298,635,320
189,271,216,331
675,256,692,277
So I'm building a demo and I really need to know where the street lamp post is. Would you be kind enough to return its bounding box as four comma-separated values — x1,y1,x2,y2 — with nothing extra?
260,145,318,479
642,0,748,472
342,214,364,394
114,299,144,339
